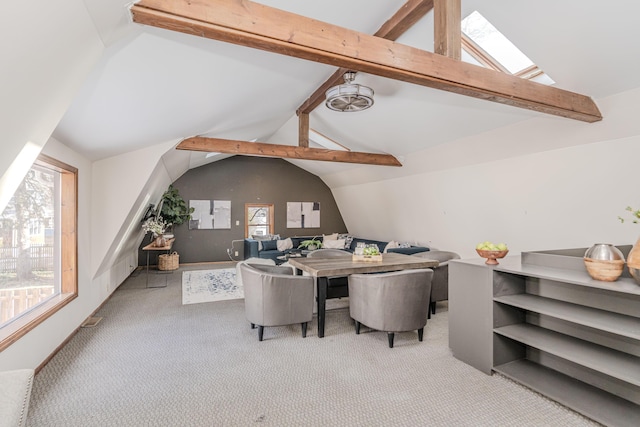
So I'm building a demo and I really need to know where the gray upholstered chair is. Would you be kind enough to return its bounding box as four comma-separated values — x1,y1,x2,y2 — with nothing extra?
307,248,351,258
412,250,460,315
348,269,434,348
306,249,351,299
239,263,314,341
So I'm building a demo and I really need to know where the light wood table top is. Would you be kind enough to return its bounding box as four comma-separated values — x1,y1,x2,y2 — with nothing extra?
142,238,175,251
288,252,439,277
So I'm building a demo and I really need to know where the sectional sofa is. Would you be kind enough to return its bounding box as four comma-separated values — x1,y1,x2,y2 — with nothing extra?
244,235,430,262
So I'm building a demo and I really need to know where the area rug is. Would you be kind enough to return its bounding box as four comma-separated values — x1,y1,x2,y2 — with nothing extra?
182,268,241,305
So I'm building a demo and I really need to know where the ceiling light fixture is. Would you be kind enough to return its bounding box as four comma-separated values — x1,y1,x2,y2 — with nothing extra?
325,71,374,112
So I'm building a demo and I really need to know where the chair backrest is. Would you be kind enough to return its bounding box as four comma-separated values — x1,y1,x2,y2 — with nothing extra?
349,268,433,333
239,263,314,327
412,250,460,266
307,248,351,258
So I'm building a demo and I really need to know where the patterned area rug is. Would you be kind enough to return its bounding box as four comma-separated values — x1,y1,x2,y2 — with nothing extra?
182,268,241,305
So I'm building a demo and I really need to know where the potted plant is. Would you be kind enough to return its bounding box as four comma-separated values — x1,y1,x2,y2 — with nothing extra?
298,237,322,251
158,185,194,232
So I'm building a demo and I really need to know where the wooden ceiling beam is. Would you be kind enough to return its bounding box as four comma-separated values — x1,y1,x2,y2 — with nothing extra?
434,0,461,59
131,0,602,122
298,112,309,147
297,0,434,115
177,137,402,167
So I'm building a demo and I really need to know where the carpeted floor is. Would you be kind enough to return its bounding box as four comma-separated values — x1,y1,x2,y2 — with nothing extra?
26,263,599,426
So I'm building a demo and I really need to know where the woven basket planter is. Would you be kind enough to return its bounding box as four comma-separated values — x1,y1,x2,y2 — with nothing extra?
158,251,179,271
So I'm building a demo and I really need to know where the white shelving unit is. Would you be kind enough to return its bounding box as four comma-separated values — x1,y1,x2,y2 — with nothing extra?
449,247,640,427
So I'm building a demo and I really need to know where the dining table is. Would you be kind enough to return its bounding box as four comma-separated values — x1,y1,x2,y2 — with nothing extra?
288,252,439,338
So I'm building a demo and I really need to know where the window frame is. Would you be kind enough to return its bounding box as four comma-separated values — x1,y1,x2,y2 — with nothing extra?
245,203,274,238
0,153,78,352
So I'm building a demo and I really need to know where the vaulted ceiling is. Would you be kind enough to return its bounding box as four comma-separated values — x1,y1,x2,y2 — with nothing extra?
53,0,640,178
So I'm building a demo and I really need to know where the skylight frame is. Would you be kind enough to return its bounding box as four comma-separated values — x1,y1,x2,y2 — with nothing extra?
461,11,554,85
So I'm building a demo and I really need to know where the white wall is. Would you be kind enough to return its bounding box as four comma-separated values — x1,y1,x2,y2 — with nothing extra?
330,87,640,259
0,0,104,211
91,141,176,278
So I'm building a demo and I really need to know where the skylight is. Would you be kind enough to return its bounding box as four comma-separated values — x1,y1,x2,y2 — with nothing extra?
461,11,554,85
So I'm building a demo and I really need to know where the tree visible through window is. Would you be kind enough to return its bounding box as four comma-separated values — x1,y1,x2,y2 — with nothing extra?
0,154,77,351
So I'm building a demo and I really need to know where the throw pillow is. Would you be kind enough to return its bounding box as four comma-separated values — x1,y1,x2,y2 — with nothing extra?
261,239,278,251
384,240,400,253
323,239,346,249
338,234,354,249
276,237,293,252
323,233,339,241
399,242,411,248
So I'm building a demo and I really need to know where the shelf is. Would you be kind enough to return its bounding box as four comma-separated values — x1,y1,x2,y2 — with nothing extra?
496,262,640,296
494,323,640,386
494,294,640,340
494,359,640,427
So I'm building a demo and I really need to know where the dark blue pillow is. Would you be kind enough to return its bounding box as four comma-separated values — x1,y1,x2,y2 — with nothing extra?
261,239,278,251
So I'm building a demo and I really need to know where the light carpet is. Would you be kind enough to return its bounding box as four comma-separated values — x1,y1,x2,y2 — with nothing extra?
26,264,598,427
182,268,241,305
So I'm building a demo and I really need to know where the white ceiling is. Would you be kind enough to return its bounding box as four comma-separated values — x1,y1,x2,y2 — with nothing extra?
53,0,640,176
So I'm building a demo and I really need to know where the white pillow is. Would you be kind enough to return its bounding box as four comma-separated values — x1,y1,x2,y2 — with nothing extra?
276,237,294,252
323,239,346,249
384,240,400,253
323,233,339,241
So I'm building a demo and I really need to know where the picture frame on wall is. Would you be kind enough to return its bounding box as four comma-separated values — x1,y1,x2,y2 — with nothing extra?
287,202,320,228
189,200,232,229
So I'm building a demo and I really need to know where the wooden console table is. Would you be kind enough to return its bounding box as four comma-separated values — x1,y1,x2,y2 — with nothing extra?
142,238,175,288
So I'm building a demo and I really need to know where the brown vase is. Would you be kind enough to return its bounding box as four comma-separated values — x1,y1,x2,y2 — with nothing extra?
627,237,640,285
155,235,166,247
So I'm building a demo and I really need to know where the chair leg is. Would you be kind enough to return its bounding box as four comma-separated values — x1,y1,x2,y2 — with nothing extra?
431,301,436,315
387,332,395,348
301,322,308,338
355,321,361,335
251,323,256,329
418,327,424,342
258,326,264,341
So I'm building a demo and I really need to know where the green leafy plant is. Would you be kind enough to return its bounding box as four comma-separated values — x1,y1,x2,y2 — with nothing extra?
618,206,640,224
159,185,194,227
298,237,322,250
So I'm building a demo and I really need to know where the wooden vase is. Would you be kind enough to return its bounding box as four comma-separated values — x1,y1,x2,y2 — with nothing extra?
627,237,640,285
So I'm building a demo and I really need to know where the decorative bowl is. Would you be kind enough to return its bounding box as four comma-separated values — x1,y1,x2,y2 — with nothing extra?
583,243,625,282
476,249,509,265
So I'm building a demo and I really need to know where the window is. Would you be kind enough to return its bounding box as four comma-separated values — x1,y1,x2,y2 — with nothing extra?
461,11,554,85
0,154,77,351
245,204,274,238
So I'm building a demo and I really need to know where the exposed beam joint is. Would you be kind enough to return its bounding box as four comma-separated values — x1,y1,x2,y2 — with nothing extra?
297,0,434,115
177,137,402,167
131,0,601,122
434,0,461,59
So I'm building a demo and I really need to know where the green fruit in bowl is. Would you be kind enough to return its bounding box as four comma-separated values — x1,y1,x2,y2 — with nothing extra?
497,243,508,251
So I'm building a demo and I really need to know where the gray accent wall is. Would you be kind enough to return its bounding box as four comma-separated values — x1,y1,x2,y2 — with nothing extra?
140,156,347,264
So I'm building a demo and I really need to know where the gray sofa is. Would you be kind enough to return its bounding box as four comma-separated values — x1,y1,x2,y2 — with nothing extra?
244,235,430,262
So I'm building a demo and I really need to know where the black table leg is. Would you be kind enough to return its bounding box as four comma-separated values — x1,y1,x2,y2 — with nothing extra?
317,277,328,338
